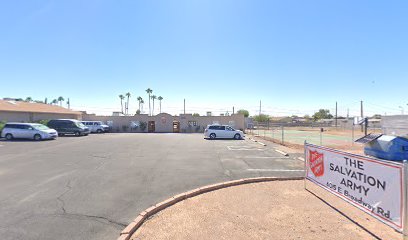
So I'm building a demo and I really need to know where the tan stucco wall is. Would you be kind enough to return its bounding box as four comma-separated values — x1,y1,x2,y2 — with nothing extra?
32,113,81,121
0,111,81,123
82,113,245,133
0,112,30,122
180,114,245,131
82,114,150,132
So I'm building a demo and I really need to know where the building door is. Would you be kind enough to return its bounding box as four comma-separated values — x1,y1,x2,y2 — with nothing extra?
148,121,155,133
173,121,180,133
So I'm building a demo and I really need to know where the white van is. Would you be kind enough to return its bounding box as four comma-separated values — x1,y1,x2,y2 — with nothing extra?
81,121,110,133
1,123,58,141
204,125,244,140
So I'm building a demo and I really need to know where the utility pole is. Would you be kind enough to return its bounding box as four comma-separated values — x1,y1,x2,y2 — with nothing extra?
335,101,338,128
347,108,349,119
184,99,186,115
360,100,364,132
233,106,235,115
259,100,262,116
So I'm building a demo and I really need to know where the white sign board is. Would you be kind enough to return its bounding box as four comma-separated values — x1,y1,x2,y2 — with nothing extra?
305,143,404,231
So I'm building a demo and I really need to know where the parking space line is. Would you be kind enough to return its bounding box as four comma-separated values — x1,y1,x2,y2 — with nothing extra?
228,148,263,151
257,141,267,146
274,149,289,156
227,146,262,151
247,169,305,172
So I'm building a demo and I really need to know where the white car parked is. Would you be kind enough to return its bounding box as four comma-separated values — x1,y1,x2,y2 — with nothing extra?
81,121,110,133
1,123,58,141
204,125,244,140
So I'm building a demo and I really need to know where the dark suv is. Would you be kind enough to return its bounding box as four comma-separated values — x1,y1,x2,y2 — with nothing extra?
47,119,90,136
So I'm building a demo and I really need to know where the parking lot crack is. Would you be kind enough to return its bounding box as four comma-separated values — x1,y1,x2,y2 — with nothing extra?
91,154,110,170
216,151,233,180
55,212,127,229
54,178,126,229
56,180,72,214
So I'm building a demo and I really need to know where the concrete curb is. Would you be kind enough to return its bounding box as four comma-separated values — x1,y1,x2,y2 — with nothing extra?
117,176,304,240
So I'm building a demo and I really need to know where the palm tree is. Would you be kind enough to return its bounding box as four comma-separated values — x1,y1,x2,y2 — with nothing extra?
151,95,157,115
158,96,163,113
125,92,131,115
145,88,153,116
119,94,125,114
137,96,143,113
140,99,144,114
58,96,64,106
52,99,58,105
25,97,33,102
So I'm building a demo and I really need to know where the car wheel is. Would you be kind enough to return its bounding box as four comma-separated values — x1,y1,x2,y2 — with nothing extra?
75,131,80,137
34,134,42,141
58,133,64,136
234,133,241,140
5,133,13,140
97,129,103,133
210,133,216,139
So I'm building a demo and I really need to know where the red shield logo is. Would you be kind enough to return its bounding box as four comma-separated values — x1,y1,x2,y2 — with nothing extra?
309,150,324,177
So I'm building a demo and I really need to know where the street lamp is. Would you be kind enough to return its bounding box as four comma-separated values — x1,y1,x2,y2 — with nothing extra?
399,106,404,115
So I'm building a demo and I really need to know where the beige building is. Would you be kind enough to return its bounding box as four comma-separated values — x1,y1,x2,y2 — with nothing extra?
0,99,245,132
0,100,82,122
82,113,245,133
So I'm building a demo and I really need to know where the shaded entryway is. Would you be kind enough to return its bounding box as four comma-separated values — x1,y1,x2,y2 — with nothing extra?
148,121,155,132
173,121,180,133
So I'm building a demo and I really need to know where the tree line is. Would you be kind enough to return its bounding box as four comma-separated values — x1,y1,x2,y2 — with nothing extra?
11,96,70,108
118,88,163,116
237,109,337,122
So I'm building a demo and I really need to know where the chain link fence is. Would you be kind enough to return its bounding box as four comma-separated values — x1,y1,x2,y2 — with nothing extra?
247,121,383,151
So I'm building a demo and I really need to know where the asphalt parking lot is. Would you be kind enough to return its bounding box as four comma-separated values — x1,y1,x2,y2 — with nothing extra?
0,133,304,240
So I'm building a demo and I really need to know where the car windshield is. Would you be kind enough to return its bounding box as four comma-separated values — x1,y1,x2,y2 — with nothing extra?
33,124,50,130
76,122,86,128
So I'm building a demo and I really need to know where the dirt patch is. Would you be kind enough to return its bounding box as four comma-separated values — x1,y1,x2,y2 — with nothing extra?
130,180,399,240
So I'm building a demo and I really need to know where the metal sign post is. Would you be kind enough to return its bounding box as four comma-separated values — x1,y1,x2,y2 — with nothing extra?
304,140,307,190
272,128,274,140
352,124,355,146
281,126,284,144
320,128,323,145
404,160,408,240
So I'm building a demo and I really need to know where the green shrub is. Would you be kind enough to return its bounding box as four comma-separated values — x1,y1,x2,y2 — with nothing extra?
36,119,49,126
195,125,201,132
0,121,5,131
139,122,147,132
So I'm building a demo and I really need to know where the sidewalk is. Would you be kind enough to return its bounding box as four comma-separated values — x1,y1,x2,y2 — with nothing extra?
129,180,398,240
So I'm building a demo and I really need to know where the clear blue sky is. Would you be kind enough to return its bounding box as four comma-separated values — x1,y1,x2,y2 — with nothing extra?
1,0,407,116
